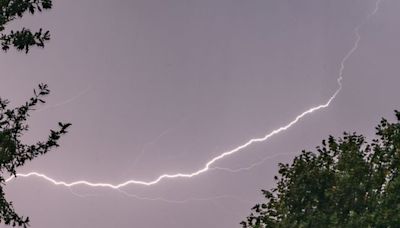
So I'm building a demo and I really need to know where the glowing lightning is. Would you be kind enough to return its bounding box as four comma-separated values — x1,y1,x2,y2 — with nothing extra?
5,0,383,189
211,152,295,174
117,189,252,204
130,117,188,168
35,84,92,113
207,0,385,175
3,77,343,188
5,85,342,188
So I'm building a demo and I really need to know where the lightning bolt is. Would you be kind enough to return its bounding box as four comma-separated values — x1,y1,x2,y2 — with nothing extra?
5,85,342,188
205,0,385,176
117,189,252,204
130,117,188,168
47,173,252,204
2,76,342,188
5,0,383,189
371,0,383,16
35,84,92,113
226,0,385,175
211,152,295,174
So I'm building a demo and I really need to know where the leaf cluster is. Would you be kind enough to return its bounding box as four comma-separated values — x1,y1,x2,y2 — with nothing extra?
241,110,400,228
0,83,71,227
0,0,52,53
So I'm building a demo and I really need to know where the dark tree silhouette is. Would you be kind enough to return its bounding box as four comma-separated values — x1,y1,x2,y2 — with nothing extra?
1,1,70,227
0,84,71,227
242,111,400,228
1,0,53,53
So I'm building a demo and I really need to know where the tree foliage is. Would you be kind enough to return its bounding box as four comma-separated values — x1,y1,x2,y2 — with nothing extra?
0,84,71,227
1,0,53,53
1,1,69,227
242,111,400,228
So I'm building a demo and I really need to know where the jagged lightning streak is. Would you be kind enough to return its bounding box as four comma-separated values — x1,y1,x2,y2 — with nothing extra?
66,177,251,204
5,86,342,187
372,0,383,16
117,189,252,204
68,187,252,204
211,152,295,174
5,0,383,189
212,0,384,175
3,80,342,187
130,117,188,168
35,84,92,113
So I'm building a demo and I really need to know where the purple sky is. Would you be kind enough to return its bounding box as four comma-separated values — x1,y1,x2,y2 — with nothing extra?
1,0,400,227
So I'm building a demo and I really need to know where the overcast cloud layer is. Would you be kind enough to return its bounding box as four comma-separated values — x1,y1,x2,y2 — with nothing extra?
1,0,400,227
